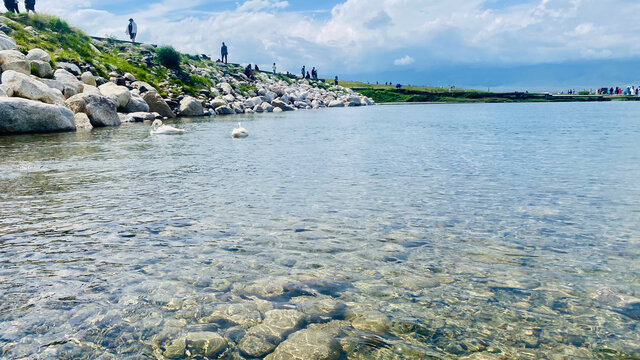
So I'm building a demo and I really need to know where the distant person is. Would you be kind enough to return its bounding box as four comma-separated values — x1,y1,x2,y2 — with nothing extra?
221,42,228,64
24,0,35,14
311,67,317,80
301,65,306,79
334,76,338,86
306,71,310,79
126,18,137,43
4,0,18,13
272,63,276,74
255,64,260,72
244,64,254,80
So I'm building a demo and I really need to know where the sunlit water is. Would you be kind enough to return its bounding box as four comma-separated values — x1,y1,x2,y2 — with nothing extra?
1,103,639,359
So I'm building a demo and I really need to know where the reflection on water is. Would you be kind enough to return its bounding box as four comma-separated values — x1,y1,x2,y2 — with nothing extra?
1,103,640,359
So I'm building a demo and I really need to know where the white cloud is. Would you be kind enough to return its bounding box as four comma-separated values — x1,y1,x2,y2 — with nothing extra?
32,0,640,76
394,55,415,66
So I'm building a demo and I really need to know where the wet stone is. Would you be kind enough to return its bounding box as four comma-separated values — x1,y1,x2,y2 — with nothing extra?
185,331,228,357
289,295,347,322
163,337,186,359
239,309,305,357
265,320,347,360
351,311,391,335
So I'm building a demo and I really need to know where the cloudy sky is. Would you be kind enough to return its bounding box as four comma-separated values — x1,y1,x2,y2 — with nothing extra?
34,0,640,90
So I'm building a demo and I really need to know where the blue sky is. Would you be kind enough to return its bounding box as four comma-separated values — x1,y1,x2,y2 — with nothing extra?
35,0,640,91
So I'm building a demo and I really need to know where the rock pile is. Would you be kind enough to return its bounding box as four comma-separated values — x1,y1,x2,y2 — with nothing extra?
0,29,374,135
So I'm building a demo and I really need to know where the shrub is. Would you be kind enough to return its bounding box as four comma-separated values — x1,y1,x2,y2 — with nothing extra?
157,46,181,69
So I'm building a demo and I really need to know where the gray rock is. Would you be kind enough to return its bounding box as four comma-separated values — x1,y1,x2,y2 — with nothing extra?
272,99,295,111
0,50,30,75
98,82,131,109
82,84,101,96
220,82,233,95
346,96,362,107
0,97,75,134
57,62,81,76
130,80,156,93
239,309,305,358
179,96,204,116
0,31,16,51
73,113,93,130
26,48,50,62
185,332,227,357
0,86,6,97
328,100,345,108
118,113,135,123
1,70,64,106
142,91,175,118
124,92,149,113
123,72,136,82
65,93,121,127
54,69,84,96
351,311,391,334
80,71,97,87
30,60,53,78
128,112,156,121
244,96,263,108
265,321,347,360
203,302,265,327
290,296,347,322
273,107,283,113
210,98,227,108
215,105,234,115
260,102,274,112
163,337,186,359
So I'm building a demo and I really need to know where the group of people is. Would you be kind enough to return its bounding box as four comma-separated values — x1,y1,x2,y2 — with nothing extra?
3,0,36,14
562,87,640,96
300,65,319,80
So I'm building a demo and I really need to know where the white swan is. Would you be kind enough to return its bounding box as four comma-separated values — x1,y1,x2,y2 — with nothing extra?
150,120,185,135
232,122,248,138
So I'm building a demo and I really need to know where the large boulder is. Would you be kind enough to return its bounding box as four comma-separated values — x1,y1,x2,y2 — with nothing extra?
260,102,274,112
142,91,175,118
124,92,149,113
65,93,121,127
1,70,64,106
54,69,84,96
272,99,295,111
26,48,51,62
0,50,30,75
185,332,227,358
98,82,131,109
0,97,75,134
82,84,101,96
30,60,53,78
80,71,97,87
179,96,204,116
0,31,16,51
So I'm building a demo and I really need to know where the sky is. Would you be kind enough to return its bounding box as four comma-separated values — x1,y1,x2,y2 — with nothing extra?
34,0,640,91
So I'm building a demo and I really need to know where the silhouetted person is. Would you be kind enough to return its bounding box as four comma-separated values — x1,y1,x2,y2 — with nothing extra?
24,0,35,14
272,63,276,74
334,76,338,86
255,64,260,72
301,65,305,79
244,64,254,80
221,42,228,63
4,0,18,13
126,19,137,43
306,71,310,79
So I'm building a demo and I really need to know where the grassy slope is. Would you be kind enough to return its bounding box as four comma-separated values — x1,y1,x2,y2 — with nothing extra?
1,13,218,96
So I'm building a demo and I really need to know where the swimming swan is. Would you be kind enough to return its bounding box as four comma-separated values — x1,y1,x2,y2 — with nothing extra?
232,122,248,138
150,120,185,135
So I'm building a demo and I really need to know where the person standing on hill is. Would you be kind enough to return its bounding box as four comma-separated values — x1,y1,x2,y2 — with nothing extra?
221,42,228,64
24,0,35,14
4,0,18,13
272,63,276,75
126,18,137,43
301,65,306,79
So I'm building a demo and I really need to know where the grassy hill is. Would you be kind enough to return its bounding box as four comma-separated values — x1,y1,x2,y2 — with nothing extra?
1,13,231,97
338,81,640,104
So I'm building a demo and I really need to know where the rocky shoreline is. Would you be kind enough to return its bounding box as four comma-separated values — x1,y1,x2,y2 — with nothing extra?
0,18,374,136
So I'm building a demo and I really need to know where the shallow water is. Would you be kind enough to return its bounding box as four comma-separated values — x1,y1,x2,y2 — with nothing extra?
1,103,640,359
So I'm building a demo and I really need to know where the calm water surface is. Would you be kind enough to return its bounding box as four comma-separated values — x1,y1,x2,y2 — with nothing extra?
1,103,639,359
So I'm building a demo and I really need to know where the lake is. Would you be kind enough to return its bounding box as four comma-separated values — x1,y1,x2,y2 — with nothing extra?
1,103,639,359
